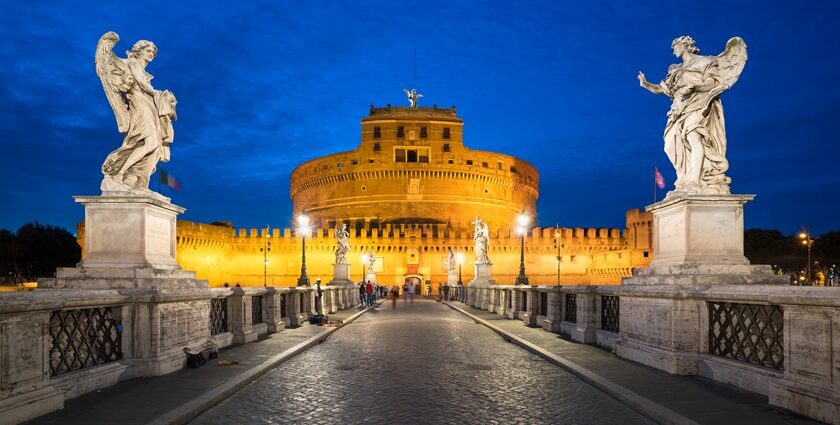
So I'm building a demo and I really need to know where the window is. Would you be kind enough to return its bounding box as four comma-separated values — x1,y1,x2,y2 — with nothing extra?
442,127,450,139
481,162,488,168
447,159,454,164
337,162,342,168
373,142,381,152
420,126,428,138
466,160,473,165
510,166,518,174
643,251,649,258
351,160,358,165
397,126,405,138
570,255,576,262
442,143,450,152
394,147,430,163
373,126,381,138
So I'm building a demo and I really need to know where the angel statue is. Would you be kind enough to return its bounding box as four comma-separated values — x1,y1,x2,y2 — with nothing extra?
638,36,747,196
402,88,423,108
365,250,376,273
445,247,457,274
95,31,178,193
472,217,491,265
334,223,350,265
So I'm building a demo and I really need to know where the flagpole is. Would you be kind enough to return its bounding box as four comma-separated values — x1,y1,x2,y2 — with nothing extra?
653,164,656,203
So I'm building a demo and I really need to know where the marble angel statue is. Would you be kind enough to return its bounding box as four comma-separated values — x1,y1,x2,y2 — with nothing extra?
403,88,423,107
95,31,178,193
472,217,491,265
334,223,350,264
445,248,457,274
366,250,376,273
638,36,747,195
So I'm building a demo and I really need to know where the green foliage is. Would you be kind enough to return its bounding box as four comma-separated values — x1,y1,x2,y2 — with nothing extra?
0,222,80,283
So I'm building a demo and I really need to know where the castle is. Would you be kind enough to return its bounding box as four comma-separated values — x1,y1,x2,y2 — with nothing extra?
79,102,653,289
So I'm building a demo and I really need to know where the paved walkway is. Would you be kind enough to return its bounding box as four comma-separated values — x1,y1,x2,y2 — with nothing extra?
442,301,817,425
192,298,655,425
25,304,371,425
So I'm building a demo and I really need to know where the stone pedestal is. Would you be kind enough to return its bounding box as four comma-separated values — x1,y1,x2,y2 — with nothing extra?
542,289,563,332
329,264,352,286
616,193,786,375
469,263,495,308
447,271,458,285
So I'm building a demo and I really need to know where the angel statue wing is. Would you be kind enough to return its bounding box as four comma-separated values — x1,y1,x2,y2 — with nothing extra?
95,31,131,133
711,37,748,98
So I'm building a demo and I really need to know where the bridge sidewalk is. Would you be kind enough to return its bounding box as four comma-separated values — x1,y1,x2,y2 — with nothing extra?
444,301,816,425
25,303,375,425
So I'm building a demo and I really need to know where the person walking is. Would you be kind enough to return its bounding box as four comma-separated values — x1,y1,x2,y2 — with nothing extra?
402,282,409,304
365,281,375,307
408,281,415,303
390,285,399,309
358,281,367,307
443,284,450,301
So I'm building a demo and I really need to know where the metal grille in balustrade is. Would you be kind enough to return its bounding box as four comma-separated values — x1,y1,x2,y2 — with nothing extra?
210,298,228,335
508,290,513,309
280,294,287,318
539,292,547,316
708,301,784,371
48,307,123,377
601,295,620,333
564,293,577,323
252,295,264,324
522,291,528,310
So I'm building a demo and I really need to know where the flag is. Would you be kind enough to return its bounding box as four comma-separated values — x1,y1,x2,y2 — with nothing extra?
654,167,665,189
159,169,182,191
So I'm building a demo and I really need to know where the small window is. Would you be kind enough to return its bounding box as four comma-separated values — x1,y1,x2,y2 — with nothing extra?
481,162,488,168
373,142,381,152
337,162,342,168
510,166,518,174
418,151,429,163
395,148,406,162
570,255,576,262
397,126,405,138
442,127,450,139
368,159,374,163
643,251,649,258
497,161,503,170
407,150,418,162
466,160,473,165
420,126,427,138
442,143,450,152
351,160,358,165
447,159,454,164
373,126,381,138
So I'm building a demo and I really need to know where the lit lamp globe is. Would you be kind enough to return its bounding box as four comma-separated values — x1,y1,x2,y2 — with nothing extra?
515,212,530,285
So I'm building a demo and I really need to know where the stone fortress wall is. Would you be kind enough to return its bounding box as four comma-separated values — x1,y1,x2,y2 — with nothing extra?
138,207,651,288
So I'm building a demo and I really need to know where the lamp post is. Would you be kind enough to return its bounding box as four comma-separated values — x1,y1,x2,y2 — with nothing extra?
515,212,530,285
260,225,271,287
361,253,369,283
296,214,311,286
457,252,464,285
799,230,814,285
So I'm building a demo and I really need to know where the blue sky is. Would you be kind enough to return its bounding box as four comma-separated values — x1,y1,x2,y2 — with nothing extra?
1,1,838,235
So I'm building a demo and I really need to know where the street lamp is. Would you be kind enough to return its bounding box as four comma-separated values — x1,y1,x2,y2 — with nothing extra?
260,225,271,287
296,214,311,286
456,252,464,285
799,230,814,285
361,253,369,283
515,212,530,285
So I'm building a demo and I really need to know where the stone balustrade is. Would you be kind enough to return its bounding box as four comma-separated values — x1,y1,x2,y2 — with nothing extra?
0,284,360,423
460,284,840,424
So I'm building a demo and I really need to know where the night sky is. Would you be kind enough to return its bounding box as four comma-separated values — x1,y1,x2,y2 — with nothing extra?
1,1,838,235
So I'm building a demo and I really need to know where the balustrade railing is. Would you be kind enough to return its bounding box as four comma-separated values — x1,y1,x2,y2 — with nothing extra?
48,307,123,377
280,294,287,318
539,292,547,316
708,301,784,370
252,295,264,324
601,295,620,333
210,298,228,335
564,293,577,323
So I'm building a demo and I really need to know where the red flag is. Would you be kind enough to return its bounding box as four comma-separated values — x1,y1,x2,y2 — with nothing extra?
654,167,665,189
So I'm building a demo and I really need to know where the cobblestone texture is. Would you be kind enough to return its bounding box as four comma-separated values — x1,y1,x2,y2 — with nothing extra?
192,299,655,425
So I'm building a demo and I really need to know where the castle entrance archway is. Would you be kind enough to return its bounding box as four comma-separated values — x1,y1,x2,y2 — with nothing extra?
404,275,422,298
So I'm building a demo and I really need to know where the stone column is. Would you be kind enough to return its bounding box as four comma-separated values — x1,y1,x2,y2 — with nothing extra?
263,287,286,333
542,288,563,332
487,288,497,313
229,288,257,344
520,287,540,326
507,287,525,320
571,290,597,343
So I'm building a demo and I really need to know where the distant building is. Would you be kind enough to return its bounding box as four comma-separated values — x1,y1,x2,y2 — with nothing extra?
78,104,652,289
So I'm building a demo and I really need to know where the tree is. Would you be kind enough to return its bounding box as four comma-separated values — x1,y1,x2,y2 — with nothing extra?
0,229,16,284
14,222,80,281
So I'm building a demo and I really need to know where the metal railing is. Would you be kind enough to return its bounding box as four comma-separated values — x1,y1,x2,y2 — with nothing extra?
708,301,784,370
564,293,577,323
210,298,228,335
48,307,123,377
252,295,264,324
601,295,620,333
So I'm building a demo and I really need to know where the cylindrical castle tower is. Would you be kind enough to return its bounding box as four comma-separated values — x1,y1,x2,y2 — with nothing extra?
290,104,538,229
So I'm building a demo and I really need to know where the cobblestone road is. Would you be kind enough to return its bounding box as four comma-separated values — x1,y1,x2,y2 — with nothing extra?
192,299,655,425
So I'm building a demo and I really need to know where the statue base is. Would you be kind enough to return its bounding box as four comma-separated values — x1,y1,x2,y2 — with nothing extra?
329,263,352,285
365,272,377,284
468,263,495,287
447,271,458,285
628,193,787,285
